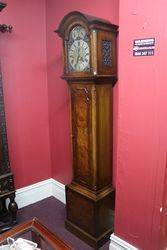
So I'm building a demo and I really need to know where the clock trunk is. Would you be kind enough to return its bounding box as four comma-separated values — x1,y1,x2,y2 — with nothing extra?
65,81,115,248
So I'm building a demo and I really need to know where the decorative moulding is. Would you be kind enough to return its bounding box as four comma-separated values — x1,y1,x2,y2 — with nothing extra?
110,234,138,250
15,178,66,209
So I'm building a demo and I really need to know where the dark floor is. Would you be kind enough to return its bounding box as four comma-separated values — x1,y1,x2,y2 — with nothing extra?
18,197,109,250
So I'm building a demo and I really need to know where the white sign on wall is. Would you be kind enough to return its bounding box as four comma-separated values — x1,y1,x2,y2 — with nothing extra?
133,38,155,56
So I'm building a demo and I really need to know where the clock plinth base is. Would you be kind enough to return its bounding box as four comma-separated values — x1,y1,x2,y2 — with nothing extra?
65,219,113,249
65,183,115,249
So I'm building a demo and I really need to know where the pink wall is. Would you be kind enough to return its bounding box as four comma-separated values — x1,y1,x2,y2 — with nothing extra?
115,0,167,249
0,0,51,188
46,0,119,184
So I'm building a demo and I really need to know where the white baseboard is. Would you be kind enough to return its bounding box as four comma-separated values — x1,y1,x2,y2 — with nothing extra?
15,178,66,209
52,179,66,204
110,234,138,250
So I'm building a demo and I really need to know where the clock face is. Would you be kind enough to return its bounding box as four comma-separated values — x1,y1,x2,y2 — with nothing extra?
67,26,90,72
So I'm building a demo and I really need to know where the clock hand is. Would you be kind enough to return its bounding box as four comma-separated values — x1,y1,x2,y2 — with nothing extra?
78,46,80,54
78,46,85,62
80,56,84,62
75,54,79,68
75,47,81,68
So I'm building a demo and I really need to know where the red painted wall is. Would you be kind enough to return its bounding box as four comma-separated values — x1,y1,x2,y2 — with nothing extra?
46,0,119,184
0,0,51,188
115,0,167,249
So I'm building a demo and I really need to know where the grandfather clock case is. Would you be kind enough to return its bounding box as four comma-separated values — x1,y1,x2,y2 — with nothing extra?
56,11,118,248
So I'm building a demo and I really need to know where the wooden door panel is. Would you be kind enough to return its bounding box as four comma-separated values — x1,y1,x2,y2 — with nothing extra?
71,85,93,188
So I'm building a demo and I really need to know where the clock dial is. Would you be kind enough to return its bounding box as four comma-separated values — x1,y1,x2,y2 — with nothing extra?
71,26,86,40
69,40,89,71
78,27,86,39
68,26,90,72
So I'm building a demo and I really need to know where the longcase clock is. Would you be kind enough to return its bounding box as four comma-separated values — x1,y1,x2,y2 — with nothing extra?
56,11,118,249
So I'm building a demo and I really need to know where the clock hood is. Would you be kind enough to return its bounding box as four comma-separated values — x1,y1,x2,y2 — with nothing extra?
55,11,118,38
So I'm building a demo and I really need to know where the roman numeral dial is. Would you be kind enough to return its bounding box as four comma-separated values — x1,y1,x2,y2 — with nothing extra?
69,40,89,71
67,26,90,72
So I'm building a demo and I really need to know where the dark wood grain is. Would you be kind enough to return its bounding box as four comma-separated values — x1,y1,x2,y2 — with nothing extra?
56,11,118,249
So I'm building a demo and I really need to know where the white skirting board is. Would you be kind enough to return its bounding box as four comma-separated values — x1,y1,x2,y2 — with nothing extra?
110,234,138,250
52,178,66,204
15,178,66,209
